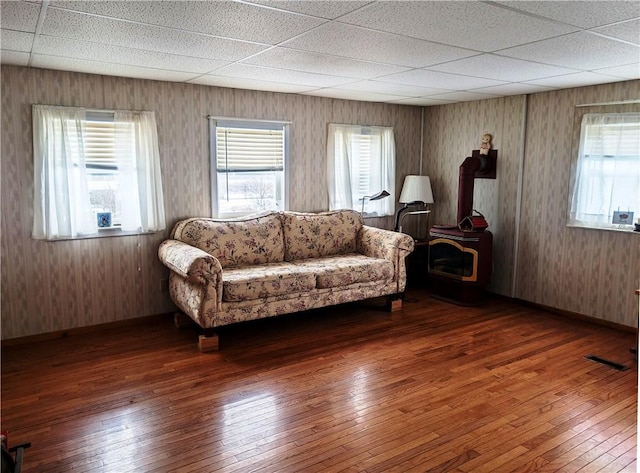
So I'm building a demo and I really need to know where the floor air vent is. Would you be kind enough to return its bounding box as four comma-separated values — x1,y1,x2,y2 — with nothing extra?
585,355,629,371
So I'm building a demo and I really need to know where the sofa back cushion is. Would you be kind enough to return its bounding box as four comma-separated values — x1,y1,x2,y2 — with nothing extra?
282,210,363,261
171,213,284,268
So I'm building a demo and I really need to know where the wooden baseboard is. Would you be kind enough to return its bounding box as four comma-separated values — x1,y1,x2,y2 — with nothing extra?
4,295,633,348
514,298,636,334
1,313,172,347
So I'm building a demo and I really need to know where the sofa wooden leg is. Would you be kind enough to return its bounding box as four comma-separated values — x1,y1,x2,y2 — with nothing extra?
174,312,195,329
387,296,403,312
198,332,219,352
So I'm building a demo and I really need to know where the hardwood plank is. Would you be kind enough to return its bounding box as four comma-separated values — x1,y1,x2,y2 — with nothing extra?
617,459,638,473
1,289,636,472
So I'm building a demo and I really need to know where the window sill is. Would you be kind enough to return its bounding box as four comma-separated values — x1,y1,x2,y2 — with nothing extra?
362,213,393,219
37,227,163,242
567,223,640,234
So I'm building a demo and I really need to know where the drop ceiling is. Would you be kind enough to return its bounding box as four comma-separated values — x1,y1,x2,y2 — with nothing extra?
1,0,639,105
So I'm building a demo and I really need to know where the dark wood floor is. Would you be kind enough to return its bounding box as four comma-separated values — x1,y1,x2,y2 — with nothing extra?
2,289,637,472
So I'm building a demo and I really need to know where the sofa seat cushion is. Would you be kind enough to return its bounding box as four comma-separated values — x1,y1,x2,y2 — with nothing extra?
282,210,362,261
222,262,316,302
291,253,394,289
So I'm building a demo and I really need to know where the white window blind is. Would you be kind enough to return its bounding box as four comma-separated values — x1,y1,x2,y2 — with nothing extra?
354,133,375,198
216,126,284,172
84,111,117,170
582,117,639,159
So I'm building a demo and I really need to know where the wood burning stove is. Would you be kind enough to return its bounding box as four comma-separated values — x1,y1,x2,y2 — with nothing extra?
428,228,493,304
428,148,497,305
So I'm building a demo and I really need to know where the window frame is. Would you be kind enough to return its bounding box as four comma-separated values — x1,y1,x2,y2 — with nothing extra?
31,104,165,241
327,123,396,218
567,105,640,233
209,117,290,218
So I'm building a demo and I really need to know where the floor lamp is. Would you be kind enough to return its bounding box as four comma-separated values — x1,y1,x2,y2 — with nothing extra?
360,190,390,217
394,175,434,238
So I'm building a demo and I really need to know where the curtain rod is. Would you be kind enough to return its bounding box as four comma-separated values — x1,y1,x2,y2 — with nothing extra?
34,104,151,114
207,115,291,125
576,99,640,107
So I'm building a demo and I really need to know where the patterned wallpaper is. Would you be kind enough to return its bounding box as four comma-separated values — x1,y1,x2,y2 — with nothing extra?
0,65,422,339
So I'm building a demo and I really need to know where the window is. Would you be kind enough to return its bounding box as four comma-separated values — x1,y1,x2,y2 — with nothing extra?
327,124,395,217
568,112,640,230
32,105,166,240
210,118,289,218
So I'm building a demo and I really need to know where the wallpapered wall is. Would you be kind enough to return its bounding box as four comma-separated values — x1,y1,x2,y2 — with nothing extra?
516,81,639,328
423,80,640,327
2,65,638,340
0,65,422,340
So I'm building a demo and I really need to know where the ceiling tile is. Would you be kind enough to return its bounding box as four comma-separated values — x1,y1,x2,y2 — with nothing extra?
245,47,409,79
283,22,478,67
339,1,577,52
31,54,200,82
593,18,640,45
471,83,556,96
0,1,40,32
1,0,636,106
499,31,640,70
1,50,29,66
390,97,457,106
244,1,369,19
428,54,579,82
301,88,407,103
189,74,314,94
425,91,501,102
213,63,355,88
48,1,326,44
377,69,507,90
1,29,34,52
495,1,640,29
592,63,640,80
334,80,449,97
524,71,630,89
41,8,268,62
34,36,230,74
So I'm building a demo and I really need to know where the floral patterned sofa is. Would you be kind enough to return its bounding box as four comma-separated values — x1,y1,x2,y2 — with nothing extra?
158,209,414,351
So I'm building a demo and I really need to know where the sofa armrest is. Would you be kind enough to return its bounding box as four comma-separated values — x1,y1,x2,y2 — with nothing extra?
358,226,414,293
158,240,222,285
358,225,415,260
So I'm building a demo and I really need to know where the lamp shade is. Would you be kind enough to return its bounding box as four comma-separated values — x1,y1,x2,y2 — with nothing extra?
399,175,434,204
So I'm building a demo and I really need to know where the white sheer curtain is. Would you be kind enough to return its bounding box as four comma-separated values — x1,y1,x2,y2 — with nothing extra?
32,105,97,239
327,124,395,217
32,106,166,239
114,111,166,232
568,113,640,228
